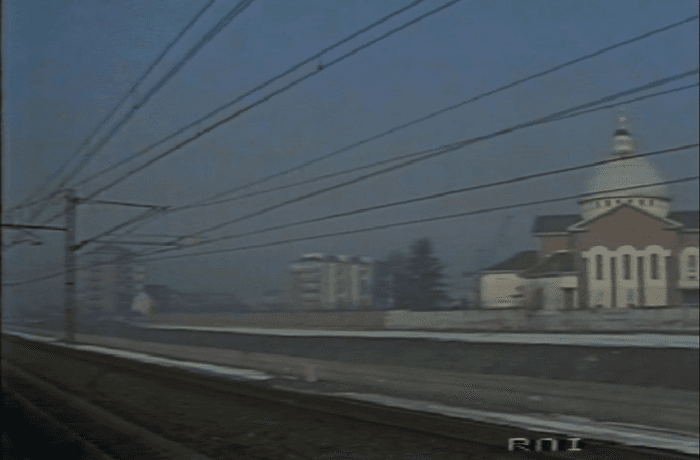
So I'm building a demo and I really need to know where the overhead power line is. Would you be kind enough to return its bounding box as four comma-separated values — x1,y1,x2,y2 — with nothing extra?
136,176,700,263
64,0,434,192
33,12,697,229
176,83,699,211
5,176,697,288
142,144,699,256
72,13,699,212
31,0,468,227
73,207,168,252
67,0,465,206
14,0,219,215
24,0,256,222
138,68,698,255
2,255,143,288
1,224,68,232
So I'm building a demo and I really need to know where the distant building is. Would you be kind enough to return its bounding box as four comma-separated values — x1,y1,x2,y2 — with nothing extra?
289,254,373,310
78,244,145,315
480,113,699,311
480,251,539,308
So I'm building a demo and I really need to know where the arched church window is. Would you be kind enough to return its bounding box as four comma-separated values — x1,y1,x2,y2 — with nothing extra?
596,255,603,280
639,199,645,206
650,254,659,280
623,254,631,280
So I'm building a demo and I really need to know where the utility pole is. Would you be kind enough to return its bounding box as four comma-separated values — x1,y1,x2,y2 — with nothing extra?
64,189,77,343
4,194,170,328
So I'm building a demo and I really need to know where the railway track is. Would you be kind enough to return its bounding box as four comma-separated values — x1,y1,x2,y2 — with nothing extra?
2,385,112,460
2,363,213,460
3,332,696,460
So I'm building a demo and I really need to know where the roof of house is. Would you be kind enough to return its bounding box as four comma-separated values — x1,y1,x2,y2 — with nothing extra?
531,215,582,234
521,252,577,279
669,211,699,230
568,203,687,233
483,250,539,272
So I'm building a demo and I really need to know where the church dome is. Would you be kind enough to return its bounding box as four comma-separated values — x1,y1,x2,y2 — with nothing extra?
584,155,668,200
579,110,671,220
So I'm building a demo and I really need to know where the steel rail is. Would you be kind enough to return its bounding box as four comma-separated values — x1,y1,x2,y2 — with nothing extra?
2,333,696,459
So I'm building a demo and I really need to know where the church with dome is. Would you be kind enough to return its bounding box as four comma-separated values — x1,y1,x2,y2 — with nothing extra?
480,113,699,310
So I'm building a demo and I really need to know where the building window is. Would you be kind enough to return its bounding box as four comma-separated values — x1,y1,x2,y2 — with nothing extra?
596,202,600,208
628,199,632,203
650,199,654,206
639,199,645,206
650,254,659,280
690,254,697,272
623,254,631,280
615,200,620,204
605,200,611,207
596,255,603,280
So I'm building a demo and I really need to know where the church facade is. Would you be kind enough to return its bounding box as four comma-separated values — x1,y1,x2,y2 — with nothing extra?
480,115,699,310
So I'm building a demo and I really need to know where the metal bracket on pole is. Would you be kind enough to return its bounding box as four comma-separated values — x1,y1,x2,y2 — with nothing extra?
72,206,168,252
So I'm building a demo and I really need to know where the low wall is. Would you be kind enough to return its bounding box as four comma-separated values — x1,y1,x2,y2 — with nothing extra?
385,307,700,331
149,311,386,329
148,307,699,332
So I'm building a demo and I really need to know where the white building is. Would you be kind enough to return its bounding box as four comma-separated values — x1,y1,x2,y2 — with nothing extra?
480,112,699,311
480,251,539,308
289,254,373,310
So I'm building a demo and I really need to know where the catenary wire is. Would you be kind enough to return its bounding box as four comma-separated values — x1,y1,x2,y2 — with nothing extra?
25,0,255,222
39,83,698,252
30,0,458,224
175,83,700,211
63,0,435,192
135,68,699,255
71,13,699,211
32,11,697,225
134,176,699,262
16,73,699,262
67,0,465,206
5,177,696,287
6,14,700,260
142,144,699,256
13,0,220,215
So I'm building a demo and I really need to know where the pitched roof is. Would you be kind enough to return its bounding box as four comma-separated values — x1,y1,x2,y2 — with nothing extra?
568,204,688,233
531,215,582,234
521,252,576,279
669,211,699,230
483,250,539,272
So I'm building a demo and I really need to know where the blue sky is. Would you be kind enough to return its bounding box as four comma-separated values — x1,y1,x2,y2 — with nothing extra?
2,0,698,307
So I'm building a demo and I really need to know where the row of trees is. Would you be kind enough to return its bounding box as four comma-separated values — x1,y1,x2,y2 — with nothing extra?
373,237,450,310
